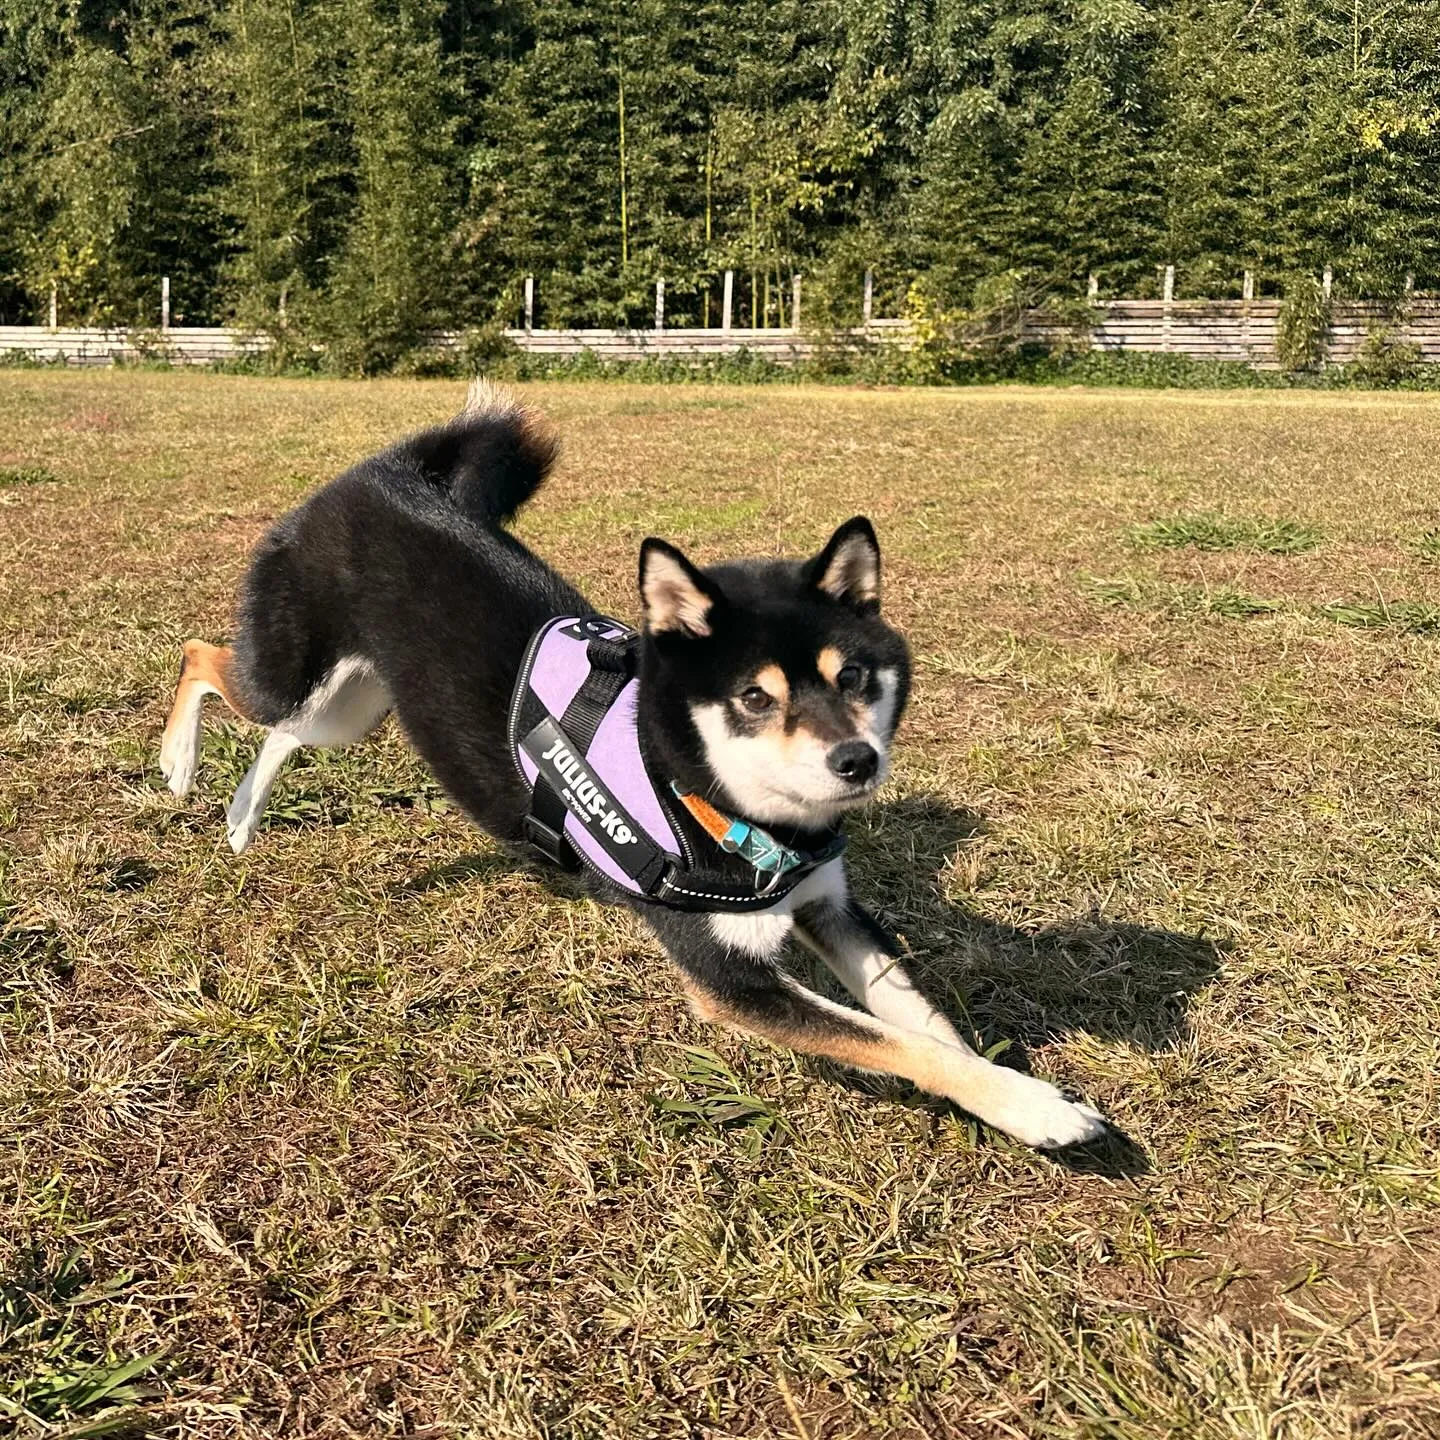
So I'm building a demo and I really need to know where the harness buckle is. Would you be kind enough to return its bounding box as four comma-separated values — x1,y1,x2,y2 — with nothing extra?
523,814,577,870
586,633,635,675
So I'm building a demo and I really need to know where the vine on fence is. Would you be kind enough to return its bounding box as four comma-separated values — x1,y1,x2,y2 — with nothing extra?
903,272,1095,383
1275,276,1332,372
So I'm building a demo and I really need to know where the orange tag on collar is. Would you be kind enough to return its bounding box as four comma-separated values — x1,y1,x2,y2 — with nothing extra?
675,790,734,844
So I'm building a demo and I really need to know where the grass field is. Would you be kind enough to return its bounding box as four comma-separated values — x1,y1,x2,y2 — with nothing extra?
5,373,1440,1438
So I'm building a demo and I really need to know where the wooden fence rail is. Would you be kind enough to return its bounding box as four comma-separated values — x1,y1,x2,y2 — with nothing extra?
3,301,1438,369
0,326,268,367
1039,299,1440,368
0,322,904,367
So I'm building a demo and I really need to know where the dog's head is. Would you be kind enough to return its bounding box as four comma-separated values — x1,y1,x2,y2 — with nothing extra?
638,517,910,830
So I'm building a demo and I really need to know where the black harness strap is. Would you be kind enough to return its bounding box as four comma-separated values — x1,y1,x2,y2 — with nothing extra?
563,635,633,750
525,772,574,869
524,629,640,871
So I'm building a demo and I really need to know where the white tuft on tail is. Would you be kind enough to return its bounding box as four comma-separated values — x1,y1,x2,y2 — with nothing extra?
461,377,526,421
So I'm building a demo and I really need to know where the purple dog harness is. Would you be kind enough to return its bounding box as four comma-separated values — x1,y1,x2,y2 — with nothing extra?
508,615,844,913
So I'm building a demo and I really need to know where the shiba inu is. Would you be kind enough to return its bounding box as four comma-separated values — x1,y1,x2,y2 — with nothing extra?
160,383,1104,1150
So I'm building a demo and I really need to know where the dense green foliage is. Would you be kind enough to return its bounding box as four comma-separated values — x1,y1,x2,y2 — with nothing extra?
3,0,1439,366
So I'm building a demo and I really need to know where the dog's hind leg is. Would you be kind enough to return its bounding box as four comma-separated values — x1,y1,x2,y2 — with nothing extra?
225,656,390,854
160,641,253,797
226,728,304,853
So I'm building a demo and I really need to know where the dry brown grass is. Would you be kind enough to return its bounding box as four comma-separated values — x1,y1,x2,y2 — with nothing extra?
4,372,1440,1437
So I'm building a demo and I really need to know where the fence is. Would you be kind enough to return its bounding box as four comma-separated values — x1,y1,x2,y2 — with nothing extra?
1036,299,1440,368
5,270,1440,370
0,325,268,367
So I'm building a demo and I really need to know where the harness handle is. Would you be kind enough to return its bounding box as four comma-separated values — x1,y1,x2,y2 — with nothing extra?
585,632,636,675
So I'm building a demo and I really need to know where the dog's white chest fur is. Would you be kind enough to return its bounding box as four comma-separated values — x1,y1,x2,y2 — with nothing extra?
707,905,796,958
705,860,848,959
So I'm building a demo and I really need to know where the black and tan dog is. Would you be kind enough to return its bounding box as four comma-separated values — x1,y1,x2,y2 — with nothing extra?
160,383,1104,1150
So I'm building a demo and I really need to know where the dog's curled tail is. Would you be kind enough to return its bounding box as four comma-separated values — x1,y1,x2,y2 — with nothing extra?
402,379,559,528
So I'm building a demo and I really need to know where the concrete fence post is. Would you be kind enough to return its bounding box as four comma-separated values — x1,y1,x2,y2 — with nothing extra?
862,269,874,329
161,276,170,332
722,270,733,334
524,275,534,332
655,277,665,333
49,280,57,331
792,274,802,333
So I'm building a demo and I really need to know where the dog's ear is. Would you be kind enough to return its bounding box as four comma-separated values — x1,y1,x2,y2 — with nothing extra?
639,538,724,638
805,516,881,614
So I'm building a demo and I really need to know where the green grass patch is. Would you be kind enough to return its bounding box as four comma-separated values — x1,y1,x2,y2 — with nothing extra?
1086,575,1282,618
1411,529,1440,563
1127,512,1321,554
1091,576,1440,631
0,1250,163,1433
1317,599,1440,632
0,464,58,488
650,1046,792,1154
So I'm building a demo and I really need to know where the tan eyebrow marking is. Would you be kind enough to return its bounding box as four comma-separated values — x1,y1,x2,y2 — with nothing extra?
817,646,845,686
752,664,789,707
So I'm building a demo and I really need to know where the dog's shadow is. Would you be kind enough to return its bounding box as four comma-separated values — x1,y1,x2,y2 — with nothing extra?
397,796,1218,1176
821,794,1223,1176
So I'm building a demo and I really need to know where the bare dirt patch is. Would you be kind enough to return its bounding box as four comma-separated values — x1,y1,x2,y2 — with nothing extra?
60,406,125,432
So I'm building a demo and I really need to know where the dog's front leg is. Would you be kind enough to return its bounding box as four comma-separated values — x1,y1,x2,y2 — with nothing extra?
647,902,1105,1151
794,887,968,1049
791,877,1105,1150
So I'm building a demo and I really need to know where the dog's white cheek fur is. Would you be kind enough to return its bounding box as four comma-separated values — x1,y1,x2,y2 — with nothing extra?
867,667,901,747
690,697,894,828
689,703,841,827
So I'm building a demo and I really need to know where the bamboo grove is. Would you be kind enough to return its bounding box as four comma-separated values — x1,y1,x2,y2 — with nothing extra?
2,0,1438,370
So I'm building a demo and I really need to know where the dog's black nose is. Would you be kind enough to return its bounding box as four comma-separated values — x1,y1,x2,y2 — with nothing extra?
828,740,878,785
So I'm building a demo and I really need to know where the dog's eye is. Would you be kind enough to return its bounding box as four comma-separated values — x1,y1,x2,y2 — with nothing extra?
836,663,866,693
739,686,774,714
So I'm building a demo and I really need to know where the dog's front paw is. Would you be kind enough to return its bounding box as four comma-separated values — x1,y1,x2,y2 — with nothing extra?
982,1068,1106,1150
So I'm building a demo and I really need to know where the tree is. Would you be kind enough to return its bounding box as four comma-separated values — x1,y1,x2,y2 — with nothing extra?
2,0,221,325
898,0,1160,303
323,0,463,370
1159,0,1440,295
211,0,345,335
4,0,1440,351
